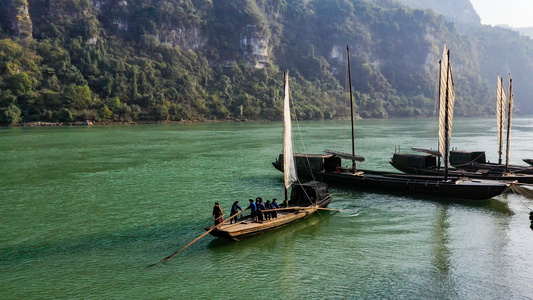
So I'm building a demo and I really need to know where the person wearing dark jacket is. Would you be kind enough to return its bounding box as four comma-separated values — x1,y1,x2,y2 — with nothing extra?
256,198,265,222
246,199,257,221
213,202,223,225
271,198,280,219
230,201,243,224
264,200,273,220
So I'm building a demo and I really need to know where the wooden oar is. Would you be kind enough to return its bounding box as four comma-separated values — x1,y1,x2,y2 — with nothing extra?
316,207,342,212
147,210,243,268
261,206,341,212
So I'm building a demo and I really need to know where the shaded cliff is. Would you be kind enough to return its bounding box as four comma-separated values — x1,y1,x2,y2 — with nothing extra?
0,0,33,39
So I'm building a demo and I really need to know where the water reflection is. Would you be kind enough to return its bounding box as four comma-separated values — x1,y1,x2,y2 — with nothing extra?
431,206,452,280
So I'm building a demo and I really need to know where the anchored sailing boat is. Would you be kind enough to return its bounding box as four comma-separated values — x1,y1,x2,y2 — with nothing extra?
207,71,332,241
447,74,533,174
273,45,510,201
391,72,533,183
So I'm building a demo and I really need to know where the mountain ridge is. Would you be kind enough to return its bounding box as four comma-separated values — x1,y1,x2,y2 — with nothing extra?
1,0,532,125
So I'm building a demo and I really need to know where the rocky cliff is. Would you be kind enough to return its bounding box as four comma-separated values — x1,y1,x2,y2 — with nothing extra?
0,0,33,39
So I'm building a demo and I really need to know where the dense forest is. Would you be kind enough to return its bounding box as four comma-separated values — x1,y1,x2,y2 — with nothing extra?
1,0,533,125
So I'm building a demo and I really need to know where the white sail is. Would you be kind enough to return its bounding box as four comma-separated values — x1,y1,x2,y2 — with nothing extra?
283,71,297,189
437,44,455,169
496,74,507,162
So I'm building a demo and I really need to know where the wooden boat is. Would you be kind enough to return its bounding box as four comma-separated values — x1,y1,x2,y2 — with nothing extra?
391,74,533,180
390,152,533,183
273,153,509,201
524,158,533,166
448,75,533,174
207,71,332,241
273,45,510,201
207,181,331,241
447,150,533,174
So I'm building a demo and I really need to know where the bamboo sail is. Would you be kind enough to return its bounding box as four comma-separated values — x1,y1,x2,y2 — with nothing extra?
283,71,297,196
496,74,507,165
437,45,455,180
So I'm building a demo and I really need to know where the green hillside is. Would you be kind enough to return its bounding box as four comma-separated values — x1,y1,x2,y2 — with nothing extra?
1,0,532,125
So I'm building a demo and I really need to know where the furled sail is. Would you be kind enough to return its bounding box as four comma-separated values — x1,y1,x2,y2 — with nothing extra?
283,71,297,189
496,74,507,164
437,44,455,170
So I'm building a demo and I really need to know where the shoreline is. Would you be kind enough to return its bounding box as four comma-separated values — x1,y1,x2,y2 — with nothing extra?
4,115,527,127
7,118,252,127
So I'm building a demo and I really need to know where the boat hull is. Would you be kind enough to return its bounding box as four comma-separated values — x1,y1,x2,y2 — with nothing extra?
390,156,533,184
448,151,533,174
206,206,320,241
272,161,509,201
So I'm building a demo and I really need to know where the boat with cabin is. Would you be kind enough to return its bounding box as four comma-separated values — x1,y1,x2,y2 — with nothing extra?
273,45,510,201
391,74,533,182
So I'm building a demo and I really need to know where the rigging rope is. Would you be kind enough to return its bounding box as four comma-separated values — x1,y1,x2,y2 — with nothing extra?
510,183,533,211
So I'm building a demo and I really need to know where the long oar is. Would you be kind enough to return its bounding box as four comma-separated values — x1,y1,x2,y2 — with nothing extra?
148,210,243,268
316,207,342,212
261,206,341,213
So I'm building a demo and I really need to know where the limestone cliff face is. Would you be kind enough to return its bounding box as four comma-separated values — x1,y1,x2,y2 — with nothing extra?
160,26,207,50
90,0,207,50
240,25,269,68
1,0,268,68
0,0,33,39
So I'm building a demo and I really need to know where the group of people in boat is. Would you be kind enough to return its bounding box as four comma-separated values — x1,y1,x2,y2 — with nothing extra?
212,198,282,225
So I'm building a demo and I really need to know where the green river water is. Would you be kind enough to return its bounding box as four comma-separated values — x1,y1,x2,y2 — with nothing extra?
1,118,533,299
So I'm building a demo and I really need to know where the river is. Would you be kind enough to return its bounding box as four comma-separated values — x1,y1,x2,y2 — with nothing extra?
1,118,532,299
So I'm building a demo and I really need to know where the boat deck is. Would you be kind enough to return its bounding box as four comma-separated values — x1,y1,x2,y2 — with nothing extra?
208,207,317,241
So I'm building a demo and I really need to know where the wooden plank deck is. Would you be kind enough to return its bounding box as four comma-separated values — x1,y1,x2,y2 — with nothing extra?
209,207,317,240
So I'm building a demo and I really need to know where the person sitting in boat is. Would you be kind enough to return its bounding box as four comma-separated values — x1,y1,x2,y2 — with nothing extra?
271,198,280,219
245,199,257,221
256,198,265,222
230,201,242,224
213,202,223,225
264,200,273,220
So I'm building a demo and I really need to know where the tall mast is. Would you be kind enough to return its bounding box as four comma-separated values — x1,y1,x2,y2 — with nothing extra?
347,45,356,173
443,56,450,181
505,74,513,173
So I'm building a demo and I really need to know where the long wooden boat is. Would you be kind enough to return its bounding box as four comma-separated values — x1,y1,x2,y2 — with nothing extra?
273,153,510,201
207,71,333,241
390,152,533,183
272,45,510,202
207,181,331,241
